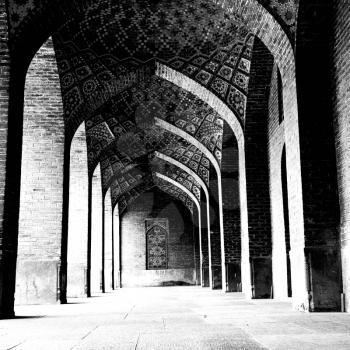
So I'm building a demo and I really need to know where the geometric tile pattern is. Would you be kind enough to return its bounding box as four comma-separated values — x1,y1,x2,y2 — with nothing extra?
153,175,195,215
259,0,299,38
146,219,168,270
150,158,201,202
160,142,211,186
50,0,258,128
170,35,254,124
6,0,297,216
131,76,224,164
107,166,145,199
7,1,298,49
114,173,195,216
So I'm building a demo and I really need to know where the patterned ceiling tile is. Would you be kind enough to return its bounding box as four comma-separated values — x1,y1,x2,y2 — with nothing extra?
150,158,201,202
7,1,298,51
83,74,223,183
153,175,194,215
49,0,257,131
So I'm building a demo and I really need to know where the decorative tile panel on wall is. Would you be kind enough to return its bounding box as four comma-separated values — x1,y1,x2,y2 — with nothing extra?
146,219,169,270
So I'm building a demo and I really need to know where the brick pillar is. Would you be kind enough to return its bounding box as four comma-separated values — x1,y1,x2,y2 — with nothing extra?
67,124,88,298
192,209,201,286
16,38,64,305
222,123,241,292
295,1,342,311
245,37,274,299
333,0,350,312
91,164,103,294
113,205,120,288
104,189,113,292
268,64,289,300
0,0,12,317
200,192,211,287
209,176,223,289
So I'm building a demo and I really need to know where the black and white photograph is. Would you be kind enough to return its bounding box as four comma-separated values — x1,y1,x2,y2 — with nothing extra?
0,0,349,349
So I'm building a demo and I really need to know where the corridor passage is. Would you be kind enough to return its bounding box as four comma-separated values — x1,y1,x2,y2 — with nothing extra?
1,287,350,350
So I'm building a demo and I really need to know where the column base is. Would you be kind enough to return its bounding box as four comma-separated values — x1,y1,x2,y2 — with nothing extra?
251,257,272,299
15,260,60,305
226,262,242,292
201,267,210,287
211,266,222,290
67,263,88,298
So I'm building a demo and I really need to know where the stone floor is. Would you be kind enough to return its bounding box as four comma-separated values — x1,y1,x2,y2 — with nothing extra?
1,287,350,349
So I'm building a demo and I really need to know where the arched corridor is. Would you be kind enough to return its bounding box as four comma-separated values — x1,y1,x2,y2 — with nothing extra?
1,0,350,348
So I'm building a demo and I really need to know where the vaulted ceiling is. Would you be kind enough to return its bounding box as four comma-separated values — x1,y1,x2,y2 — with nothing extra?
6,0,300,215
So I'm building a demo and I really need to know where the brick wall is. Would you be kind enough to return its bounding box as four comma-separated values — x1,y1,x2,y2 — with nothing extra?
245,37,274,259
216,0,309,309
244,37,274,298
91,164,103,293
297,1,340,249
208,176,223,289
200,195,210,286
0,0,10,314
67,123,88,298
104,189,113,291
295,0,342,311
16,38,65,305
221,122,241,264
333,0,350,312
268,64,289,299
192,209,201,285
113,206,120,288
120,188,196,287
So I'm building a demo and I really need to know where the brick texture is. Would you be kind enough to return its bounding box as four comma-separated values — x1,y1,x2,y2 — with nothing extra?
222,122,241,264
200,195,210,287
67,124,88,298
0,0,9,263
16,38,64,305
245,37,274,298
120,188,196,287
0,0,10,314
333,0,350,312
208,177,223,289
104,189,113,291
268,64,289,299
91,164,103,294
113,206,120,288
296,0,342,311
245,37,274,259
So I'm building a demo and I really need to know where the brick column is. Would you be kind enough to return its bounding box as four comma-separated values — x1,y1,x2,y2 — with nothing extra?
245,37,274,299
200,193,211,287
113,205,120,288
333,0,350,312
0,0,16,317
222,123,241,292
67,124,88,298
268,65,289,300
208,177,223,289
104,189,113,292
91,164,103,294
295,1,341,311
192,209,202,286
16,38,65,305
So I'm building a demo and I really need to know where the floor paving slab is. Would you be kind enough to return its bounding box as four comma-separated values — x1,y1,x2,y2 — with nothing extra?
0,286,349,349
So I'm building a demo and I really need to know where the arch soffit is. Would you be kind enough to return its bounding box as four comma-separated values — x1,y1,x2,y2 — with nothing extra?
114,176,198,217
154,172,200,214
155,117,221,178
154,151,209,201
